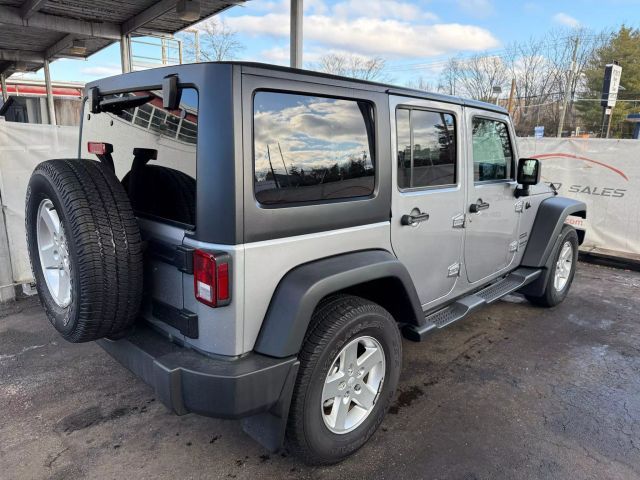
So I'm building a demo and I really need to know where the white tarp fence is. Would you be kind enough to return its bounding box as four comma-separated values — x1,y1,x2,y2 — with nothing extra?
0,120,78,283
518,137,640,257
1,122,639,286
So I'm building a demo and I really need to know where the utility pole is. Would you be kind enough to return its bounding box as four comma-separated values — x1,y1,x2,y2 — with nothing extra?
506,78,516,115
557,35,579,137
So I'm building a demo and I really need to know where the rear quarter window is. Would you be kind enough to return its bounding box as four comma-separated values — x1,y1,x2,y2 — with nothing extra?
253,91,375,206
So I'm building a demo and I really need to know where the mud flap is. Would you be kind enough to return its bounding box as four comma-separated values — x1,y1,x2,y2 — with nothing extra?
241,361,300,452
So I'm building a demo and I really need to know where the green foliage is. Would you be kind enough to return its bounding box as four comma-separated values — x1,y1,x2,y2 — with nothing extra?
577,26,640,137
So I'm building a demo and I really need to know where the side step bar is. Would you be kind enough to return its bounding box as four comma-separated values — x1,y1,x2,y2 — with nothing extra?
403,267,541,342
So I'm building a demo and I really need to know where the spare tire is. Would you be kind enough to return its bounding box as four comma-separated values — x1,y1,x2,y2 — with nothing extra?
25,159,143,343
122,165,196,226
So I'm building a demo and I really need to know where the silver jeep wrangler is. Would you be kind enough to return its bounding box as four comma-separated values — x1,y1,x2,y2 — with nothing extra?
25,62,586,465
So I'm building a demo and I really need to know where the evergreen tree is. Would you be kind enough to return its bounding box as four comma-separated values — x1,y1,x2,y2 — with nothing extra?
576,26,640,138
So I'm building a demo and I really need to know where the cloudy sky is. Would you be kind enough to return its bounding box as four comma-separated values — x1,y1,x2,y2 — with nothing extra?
18,0,640,85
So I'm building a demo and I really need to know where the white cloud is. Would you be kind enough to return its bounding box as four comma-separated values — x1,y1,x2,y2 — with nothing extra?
456,0,494,18
333,0,438,22
552,12,580,28
260,46,290,64
228,14,499,59
80,65,122,77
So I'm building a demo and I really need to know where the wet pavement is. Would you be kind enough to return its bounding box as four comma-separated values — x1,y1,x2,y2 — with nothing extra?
1,261,639,479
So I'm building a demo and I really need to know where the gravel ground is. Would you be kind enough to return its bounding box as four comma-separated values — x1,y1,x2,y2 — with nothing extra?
1,261,639,480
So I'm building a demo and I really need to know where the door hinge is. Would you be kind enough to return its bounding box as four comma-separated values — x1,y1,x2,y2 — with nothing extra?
447,262,461,277
452,214,466,228
509,240,519,252
515,201,524,213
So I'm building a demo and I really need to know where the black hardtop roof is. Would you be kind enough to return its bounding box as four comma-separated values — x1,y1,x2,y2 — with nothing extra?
88,61,508,115
229,61,509,115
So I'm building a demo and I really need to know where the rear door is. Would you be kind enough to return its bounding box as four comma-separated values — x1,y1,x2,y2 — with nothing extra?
463,109,520,284
390,97,466,308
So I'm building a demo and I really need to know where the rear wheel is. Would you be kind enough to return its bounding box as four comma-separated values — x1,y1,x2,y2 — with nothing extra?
525,225,578,307
26,159,143,342
286,295,402,465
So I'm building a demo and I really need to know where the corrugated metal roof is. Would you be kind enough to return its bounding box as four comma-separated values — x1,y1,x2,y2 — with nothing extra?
0,0,247,76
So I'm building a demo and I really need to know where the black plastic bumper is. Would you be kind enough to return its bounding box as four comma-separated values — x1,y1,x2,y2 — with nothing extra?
97,324,299,420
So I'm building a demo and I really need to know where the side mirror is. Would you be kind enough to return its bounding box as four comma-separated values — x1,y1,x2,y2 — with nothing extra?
515,158,540,197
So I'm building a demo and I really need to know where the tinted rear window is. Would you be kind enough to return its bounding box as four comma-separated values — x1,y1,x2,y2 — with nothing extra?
81,88,198,227
253,91,375,206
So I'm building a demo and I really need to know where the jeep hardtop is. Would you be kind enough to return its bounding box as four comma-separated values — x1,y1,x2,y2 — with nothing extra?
25,62,586,465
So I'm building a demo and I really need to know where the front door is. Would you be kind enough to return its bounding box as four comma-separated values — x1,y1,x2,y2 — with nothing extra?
464,109,520,284
390,97,465,308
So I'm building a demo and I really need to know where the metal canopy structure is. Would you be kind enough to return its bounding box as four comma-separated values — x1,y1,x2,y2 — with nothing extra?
0,0,249,125
0,0,247,77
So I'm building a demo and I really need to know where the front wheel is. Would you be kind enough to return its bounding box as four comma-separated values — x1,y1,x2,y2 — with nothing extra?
526,225,578,307
286,295,402,465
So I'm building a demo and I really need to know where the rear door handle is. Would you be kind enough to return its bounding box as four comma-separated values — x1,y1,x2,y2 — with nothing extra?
401,211,430,226
469,199,490,213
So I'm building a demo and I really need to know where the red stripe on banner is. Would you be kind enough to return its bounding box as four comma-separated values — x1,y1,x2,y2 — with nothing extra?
531,152,629,181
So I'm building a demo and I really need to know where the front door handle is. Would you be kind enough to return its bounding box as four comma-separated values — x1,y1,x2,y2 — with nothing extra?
401,210,430,226
469,199,490,213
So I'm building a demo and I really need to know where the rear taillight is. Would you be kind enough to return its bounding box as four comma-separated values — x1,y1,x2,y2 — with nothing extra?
87,141,113,155
193,249,231,307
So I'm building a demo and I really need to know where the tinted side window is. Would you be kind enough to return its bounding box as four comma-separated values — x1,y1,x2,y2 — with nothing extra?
472,117,513,182
253,91,375,205
396,107,456,189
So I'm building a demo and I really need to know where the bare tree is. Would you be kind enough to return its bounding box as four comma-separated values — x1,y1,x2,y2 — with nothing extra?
405,76,435,92
439,54,508,102
438,58,460,95
316,53,388,81
181,19,245,62
434,28,609,135
503,36,557,134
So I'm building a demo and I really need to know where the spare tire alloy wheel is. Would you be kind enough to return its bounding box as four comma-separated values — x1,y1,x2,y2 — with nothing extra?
322,336,385,434
26,159,143,343
36,199,72,309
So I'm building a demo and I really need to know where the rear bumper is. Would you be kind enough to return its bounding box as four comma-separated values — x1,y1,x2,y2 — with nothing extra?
97,324,298,419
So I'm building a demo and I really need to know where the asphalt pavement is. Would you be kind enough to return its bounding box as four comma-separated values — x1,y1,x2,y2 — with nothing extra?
1,261,639,479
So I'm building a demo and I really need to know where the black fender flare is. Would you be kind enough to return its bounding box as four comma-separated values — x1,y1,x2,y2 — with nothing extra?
253,249,423,358
521,196,586,268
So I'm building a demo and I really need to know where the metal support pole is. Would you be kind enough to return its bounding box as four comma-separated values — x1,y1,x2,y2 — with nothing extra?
43,59,57,126
600,107,613,139
290,0,303,68
0,197,16,303
0,74,7,102
120,34,132,73
194,30,200,63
